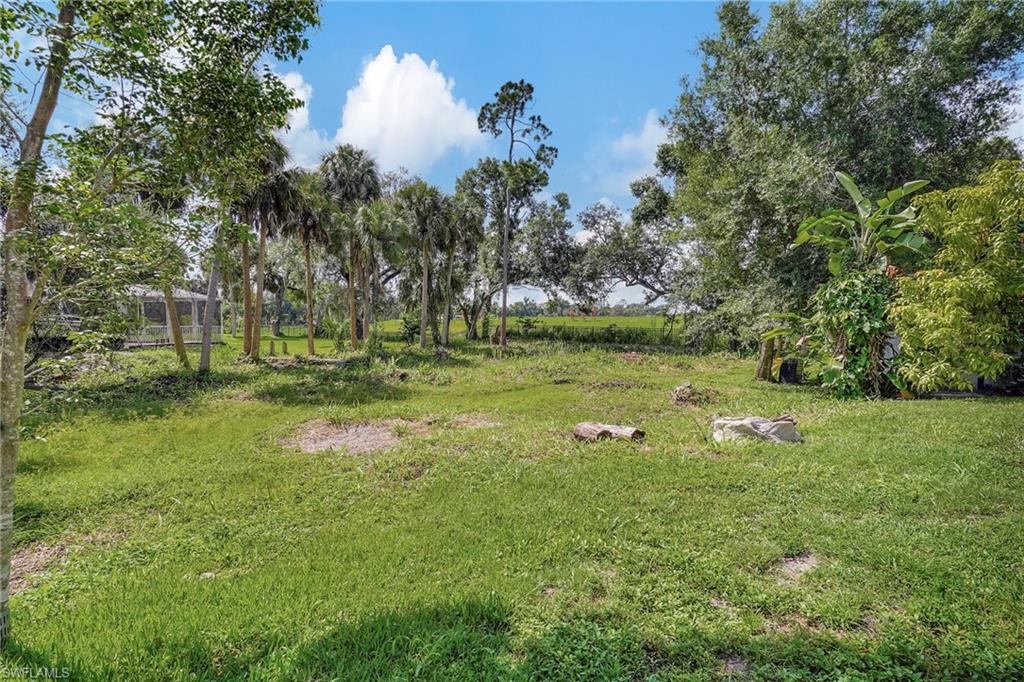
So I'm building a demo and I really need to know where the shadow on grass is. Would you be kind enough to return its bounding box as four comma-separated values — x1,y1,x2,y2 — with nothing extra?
258,605,703,680
276,599,516,681
254,365,411,406
0,640,78,681
25,362,415,428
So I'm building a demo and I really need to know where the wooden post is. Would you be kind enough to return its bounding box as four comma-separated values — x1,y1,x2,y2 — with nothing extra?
755,337,776,381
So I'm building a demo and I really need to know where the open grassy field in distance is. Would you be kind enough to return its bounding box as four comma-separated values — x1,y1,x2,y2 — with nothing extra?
6,340,1022,680
376,315,672,335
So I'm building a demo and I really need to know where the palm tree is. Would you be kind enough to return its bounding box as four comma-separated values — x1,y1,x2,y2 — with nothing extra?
350,201,381,338
238,137,291,360
280,169,334,356
398,181,445,348
320,144,382,349
439,195,484,346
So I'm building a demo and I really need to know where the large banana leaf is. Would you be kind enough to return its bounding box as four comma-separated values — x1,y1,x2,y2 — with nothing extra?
835,172,872,220
876,180,930,210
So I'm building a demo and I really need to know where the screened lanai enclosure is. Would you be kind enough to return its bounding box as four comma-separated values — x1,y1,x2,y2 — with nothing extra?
126,285,221,347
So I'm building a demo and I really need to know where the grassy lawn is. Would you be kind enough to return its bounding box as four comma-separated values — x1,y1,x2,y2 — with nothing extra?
225,330,340,357
6,341,1023,679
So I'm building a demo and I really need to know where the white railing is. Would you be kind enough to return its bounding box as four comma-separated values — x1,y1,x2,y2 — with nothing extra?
124,325,222,347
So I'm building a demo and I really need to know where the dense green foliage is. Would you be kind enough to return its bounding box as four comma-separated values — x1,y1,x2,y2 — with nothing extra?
5,341,1022,679
793,173,928,276
891,161,1024,391
657,0,1024,342
787,173,926,397
811,271,896,398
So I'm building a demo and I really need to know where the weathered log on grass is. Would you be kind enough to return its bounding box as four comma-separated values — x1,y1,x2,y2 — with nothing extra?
573,422,645,442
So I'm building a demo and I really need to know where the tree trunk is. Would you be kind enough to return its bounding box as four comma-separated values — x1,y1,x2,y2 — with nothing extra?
303,238,315,356
348,237,358,350
369,267,378,328
499,144,513,347
163,281,190,369
273,285,283,337
229,284,238,337
360,263,372,340
0,1,75,651
0,303,31,652
250,215,268,360
442,247,455,346
419,244,430,348
241,237,253,355
199,256,220,372
463,306,477,340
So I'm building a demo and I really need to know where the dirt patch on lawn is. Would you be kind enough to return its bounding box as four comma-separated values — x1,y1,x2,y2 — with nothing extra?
772,551,820,586
10,532,120,595
286,418,425,455
617,352,647,364
761,612,879,639
590,378,646,390
761,612,825,635
671,382,717,407
719,655,750,677
11,542,67,595
711,597,740,618
287,414,505,455
451,414,502,429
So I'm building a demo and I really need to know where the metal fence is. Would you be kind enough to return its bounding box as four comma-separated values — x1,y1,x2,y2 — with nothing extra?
505,323,683,346
124,325,223,347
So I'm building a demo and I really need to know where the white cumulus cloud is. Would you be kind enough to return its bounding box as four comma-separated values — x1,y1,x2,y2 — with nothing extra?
276,70,334,168
335,45,483,173
274,47,481,172
612,109,666,162
581,109,667,200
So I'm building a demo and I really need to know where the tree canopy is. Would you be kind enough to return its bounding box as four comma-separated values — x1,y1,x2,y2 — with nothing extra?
657,0,1024,326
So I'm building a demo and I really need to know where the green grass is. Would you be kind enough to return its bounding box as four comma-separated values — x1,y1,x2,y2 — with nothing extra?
6,340,1023,680
225,330,340,356
376,314,670,335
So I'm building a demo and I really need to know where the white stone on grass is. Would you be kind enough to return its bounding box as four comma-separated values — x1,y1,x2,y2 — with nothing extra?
712,415,802,443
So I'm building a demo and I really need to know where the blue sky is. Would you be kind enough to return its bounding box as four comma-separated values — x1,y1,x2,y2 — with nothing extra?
275,3,724,210
273,1,736,303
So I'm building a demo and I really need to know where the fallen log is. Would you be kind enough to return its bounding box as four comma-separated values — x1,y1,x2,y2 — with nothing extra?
573,422,645,442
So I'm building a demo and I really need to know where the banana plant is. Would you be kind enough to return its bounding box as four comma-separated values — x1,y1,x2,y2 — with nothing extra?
792,172,930,275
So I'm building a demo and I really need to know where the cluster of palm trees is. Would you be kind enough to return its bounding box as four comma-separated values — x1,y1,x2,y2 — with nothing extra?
226,139,484,359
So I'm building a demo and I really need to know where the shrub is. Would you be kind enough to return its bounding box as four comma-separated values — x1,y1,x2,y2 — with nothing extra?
787,171,928,397
320,318,350,353
363,332,387,360
399,312,420,345
811,270,895,398
890,161,1024,392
